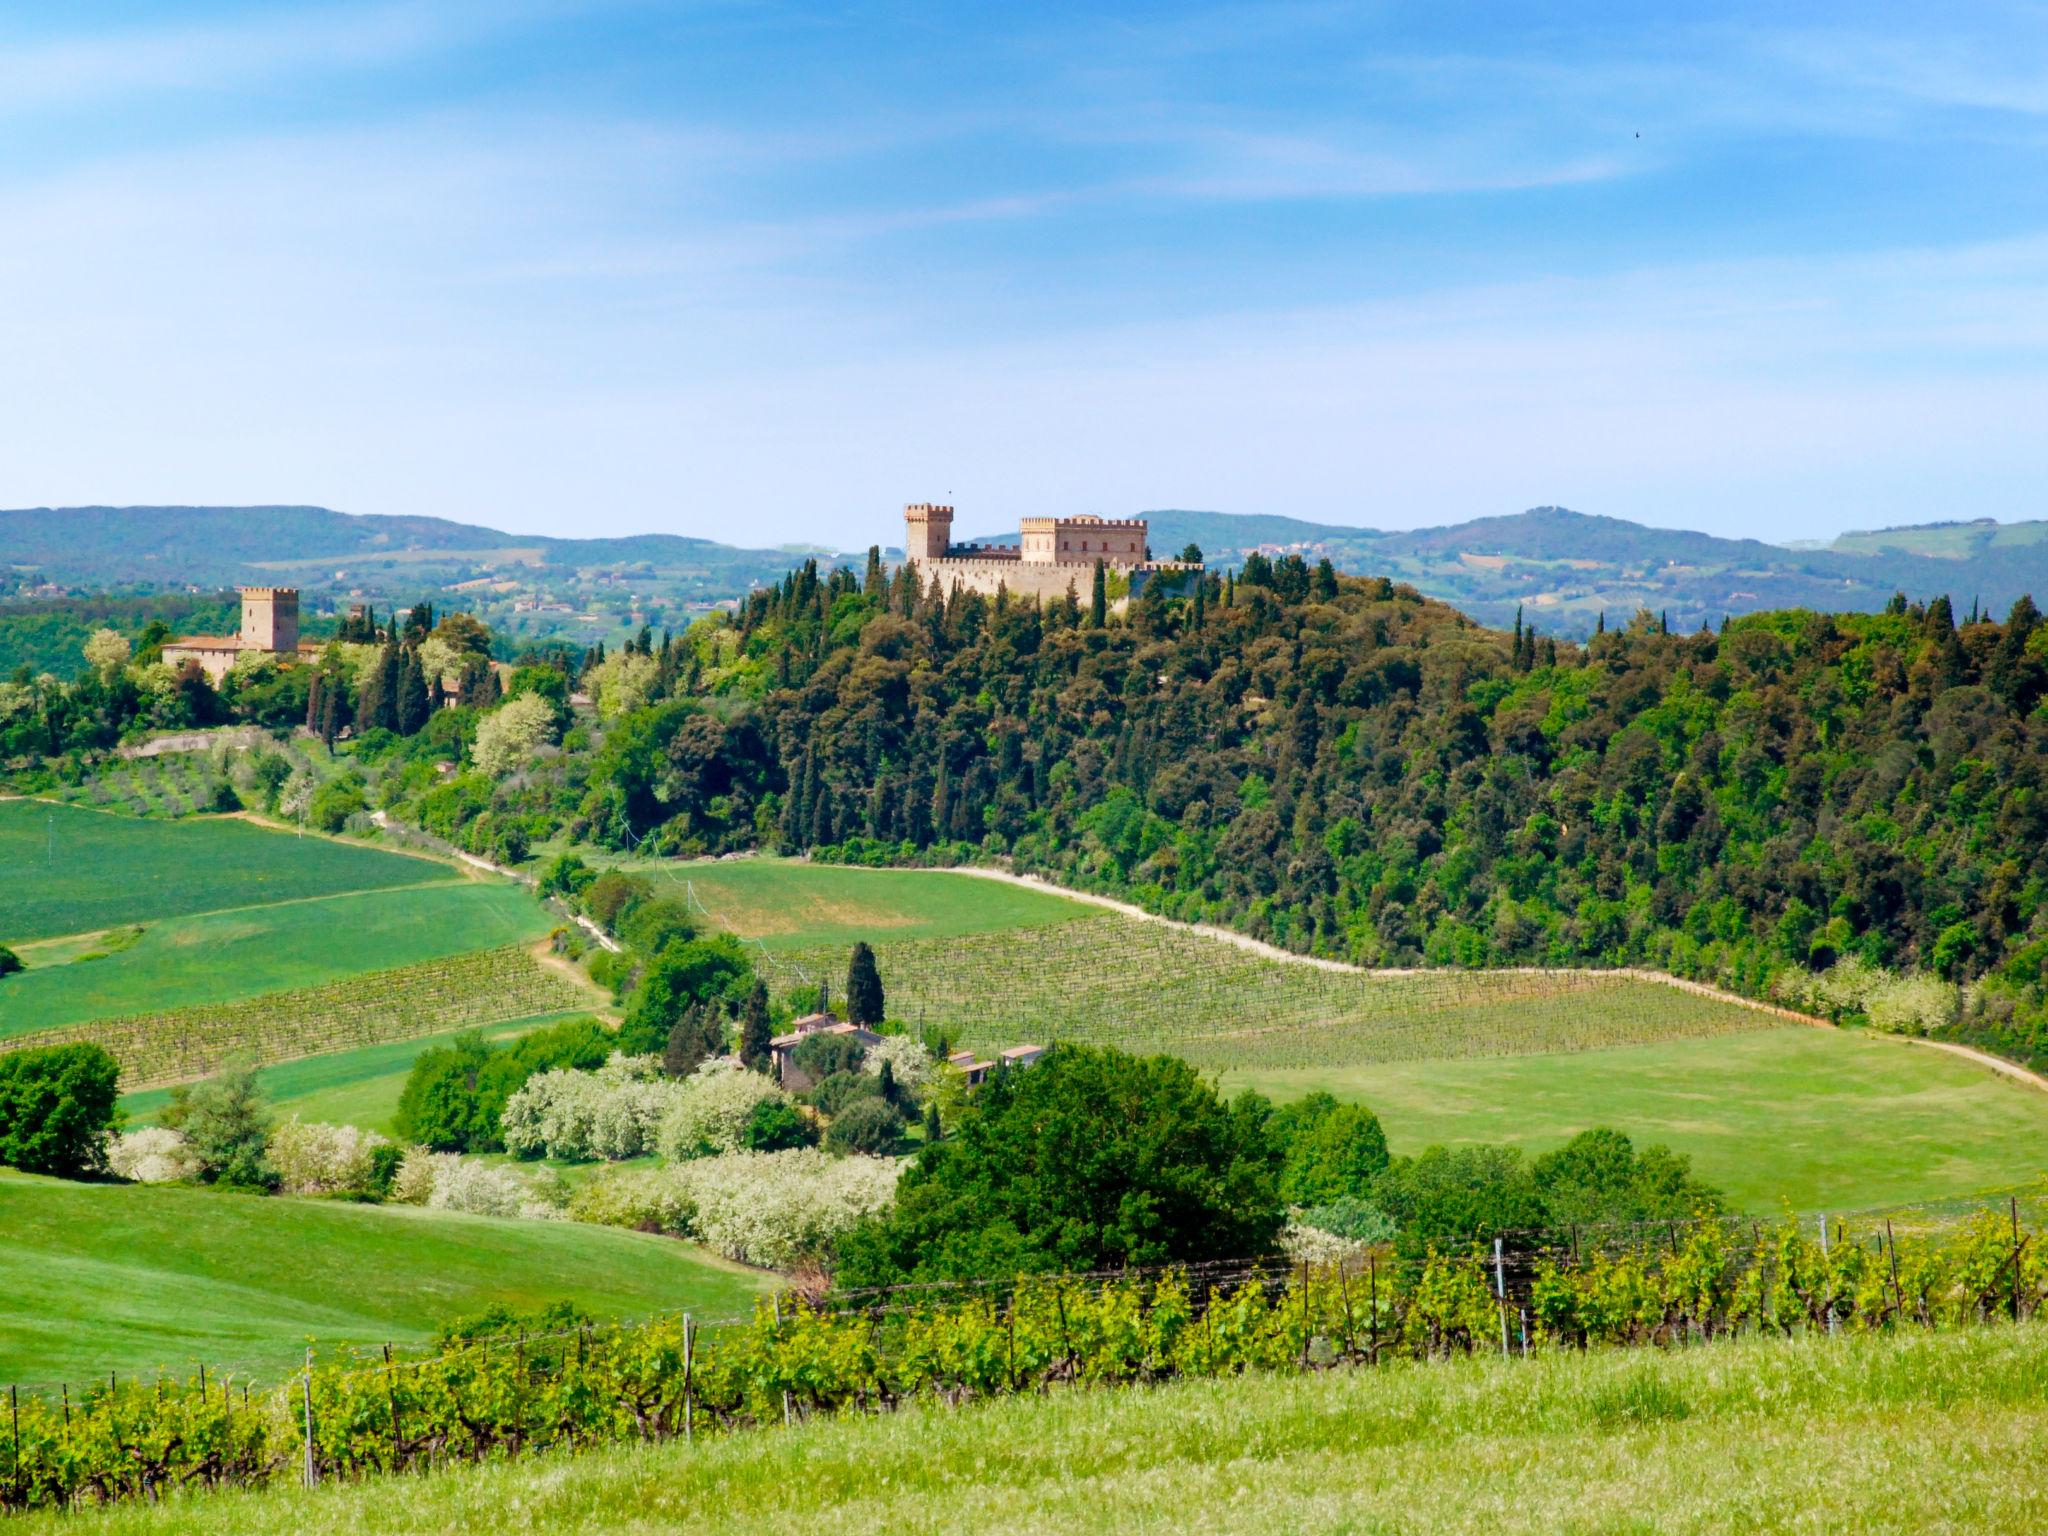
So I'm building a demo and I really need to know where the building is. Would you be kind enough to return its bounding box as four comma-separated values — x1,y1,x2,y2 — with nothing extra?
902,503,1199,604
161,587,324,683
769,1014,886,1092
945,1043,1047,1087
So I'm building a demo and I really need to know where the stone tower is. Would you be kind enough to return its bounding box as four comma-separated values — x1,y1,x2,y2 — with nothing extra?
237,586,300,655
904,503,955,562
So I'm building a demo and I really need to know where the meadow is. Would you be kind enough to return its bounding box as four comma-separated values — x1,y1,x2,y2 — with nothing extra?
615,854,1088,949
689,862,2048,1214
0,1170,767,1385
1,882,552,1034
21,1322,2048,1534
0,800,445,942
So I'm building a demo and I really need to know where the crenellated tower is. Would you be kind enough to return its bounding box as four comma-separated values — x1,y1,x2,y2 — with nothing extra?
904,503,955,562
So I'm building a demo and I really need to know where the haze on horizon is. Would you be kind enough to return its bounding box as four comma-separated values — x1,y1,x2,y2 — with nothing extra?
2,1,2045,552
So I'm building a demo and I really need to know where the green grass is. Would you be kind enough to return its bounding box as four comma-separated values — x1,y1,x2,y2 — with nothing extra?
1224,1027,2048,1214
1,883,554,1037
118,1013,589,1135
0,801,448,943
621,855,1088,950
0,1171,768,1385
25,1324,2048,1535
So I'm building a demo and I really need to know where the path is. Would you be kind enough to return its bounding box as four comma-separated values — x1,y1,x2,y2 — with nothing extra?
366,811,622,953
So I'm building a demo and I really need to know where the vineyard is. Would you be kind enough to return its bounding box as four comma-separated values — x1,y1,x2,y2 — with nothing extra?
0,800,445,943
0,946,591,1089
758,913,1781,1067
1,1207,2041,1518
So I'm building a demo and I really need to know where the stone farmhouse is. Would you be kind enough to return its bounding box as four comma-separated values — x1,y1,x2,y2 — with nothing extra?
770,1015,885,1092
162,587,324,683
902,503,1199,603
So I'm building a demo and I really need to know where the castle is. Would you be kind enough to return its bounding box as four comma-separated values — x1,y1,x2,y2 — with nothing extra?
901,504,1198,603
162,587,323,682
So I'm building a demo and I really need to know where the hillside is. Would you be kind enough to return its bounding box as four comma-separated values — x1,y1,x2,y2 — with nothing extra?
0,1171,765,1382
21,1323,2048,1534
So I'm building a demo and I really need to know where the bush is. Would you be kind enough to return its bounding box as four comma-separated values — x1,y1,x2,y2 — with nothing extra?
824,1098,906,1157
500,1055,687,1162
792,1031,866,1081
741,1097,818,1152
0,1043,121,1177
1270,1093,1389,1206
0,945,23,978
107,1126,203,1184
267,1119,392,1197
862,1033,934,1094
567,1164,696,1233
617,936,753,1055
674,1148,902,1268
396,1020,615,1153
809,1069,881,1116
307,775,368,833
398,1150,566,1218
1296,1194,1397,1244
654,1058,785,1160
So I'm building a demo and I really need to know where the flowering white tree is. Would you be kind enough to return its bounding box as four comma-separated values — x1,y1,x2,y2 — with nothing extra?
82,628,131,679
268,1119,390,1196
471,692,559,777
588,651,660,719
862,1033,935,1092
501,1054,687,1161
655,1057,785,1160
108,1126,203,1184
674,1149,902,1268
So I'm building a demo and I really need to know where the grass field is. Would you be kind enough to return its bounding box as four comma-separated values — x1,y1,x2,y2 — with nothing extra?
1226,1028,2048,1213
0,801,447,943
119,1013,586,1134
25,1324,2048,1534
0,1171,768,1385
1,883,553,1035
625,855,1088,949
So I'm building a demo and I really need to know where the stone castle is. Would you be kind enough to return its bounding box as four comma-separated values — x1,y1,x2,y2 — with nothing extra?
162,587,323,682
902,504,1198,603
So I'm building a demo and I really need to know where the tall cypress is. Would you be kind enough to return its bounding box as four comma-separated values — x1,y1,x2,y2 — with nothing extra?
395,648,428,735
739,982,773,1071
1089,559,1107,628
845,941,885,1026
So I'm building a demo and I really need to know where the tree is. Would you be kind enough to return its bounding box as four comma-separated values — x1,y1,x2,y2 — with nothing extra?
742,1097,818,1151
1268,1092,1389,1206
0,1044,120,1177
617,936,754,1055
825,1098,906,1157
1089,559,1108,628
83,628,130,679
0,946,20,979
1528,1129,1723,1230
663,1002,728,1079
739,982,774,1071
160,1064,273,1188
395,647,430,735
845,941,885,1026
791,1031,866,1083
836,1045,1284,1284
472,692,559,776
1371,1145,1546,1256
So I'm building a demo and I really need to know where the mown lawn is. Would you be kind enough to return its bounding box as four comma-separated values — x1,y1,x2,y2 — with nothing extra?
1,883,554,1036
1225,1026,2048,1214
612,855,1087,950
0,801,448,942
0,1171,768,1384
24,1322,2048,1534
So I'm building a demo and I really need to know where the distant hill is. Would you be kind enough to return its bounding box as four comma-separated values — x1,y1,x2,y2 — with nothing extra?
8,501,2047,643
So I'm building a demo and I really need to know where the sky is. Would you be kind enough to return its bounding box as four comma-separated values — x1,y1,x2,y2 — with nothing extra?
2,1,2046,549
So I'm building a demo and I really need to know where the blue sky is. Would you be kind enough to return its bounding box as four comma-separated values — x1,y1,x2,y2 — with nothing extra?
2,1,2046,547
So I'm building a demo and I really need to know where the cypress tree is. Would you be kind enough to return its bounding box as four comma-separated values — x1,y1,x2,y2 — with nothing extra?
395,648,429,735
846,941,885,1026
864,545,885,596
739,982,773,1072
1090,559,1108,628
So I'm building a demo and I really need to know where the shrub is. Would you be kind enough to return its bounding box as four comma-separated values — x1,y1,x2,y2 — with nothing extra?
391,1146,440,1204
824,1098,906,1157
655,1058,784,1159
618,897,698,958
741,1097,818,1152
810,1069,881,1116
1296,1194,1397,1245
501,1055,686,1162
567,1164,696,1233
0,946,22,979
0,1043,121,1177
401,1150,566,1218
1866,973,1961,1034
675,1148,902,1268
617,936,754,1055
307,775,368,833
396,1021,615,1153
792,1031,866,1081
107,1126,203,1184
582,871,654,933
267,1119,392,1197
1270,1092,1389,1206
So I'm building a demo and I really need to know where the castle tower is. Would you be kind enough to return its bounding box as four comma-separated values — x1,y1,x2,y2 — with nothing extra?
904,503,955,562
237,586,300,655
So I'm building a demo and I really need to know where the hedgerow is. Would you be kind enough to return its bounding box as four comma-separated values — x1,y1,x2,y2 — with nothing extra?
1,1209,2040,1515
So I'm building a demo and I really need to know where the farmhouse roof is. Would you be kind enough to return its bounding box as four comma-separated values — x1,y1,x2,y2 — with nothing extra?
768,1016,881,1050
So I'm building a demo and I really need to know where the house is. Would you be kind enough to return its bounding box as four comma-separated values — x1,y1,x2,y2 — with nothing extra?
769,1014,884,1092
946,1043,1047,1087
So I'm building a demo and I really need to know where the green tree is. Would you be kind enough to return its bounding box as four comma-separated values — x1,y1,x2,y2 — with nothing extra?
1089,559,1108,627
836,1045,1284,1284
1371,1144,1547,1256
0,1044,120,1177
845,941,885,1026
825,1098,906,1157
1268,1092,1389,1206
738,981,774,1071
160,1063,273,1188
663,1002,728,1078
1528,1128,1724,1230
742,1097,817,1151
617,935,753,1055
0,946,21,979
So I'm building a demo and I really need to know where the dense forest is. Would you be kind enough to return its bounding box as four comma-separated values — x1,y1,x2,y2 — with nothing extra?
8,551,2048,1066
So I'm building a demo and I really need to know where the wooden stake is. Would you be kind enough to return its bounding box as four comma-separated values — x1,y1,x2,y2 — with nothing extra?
682,1315,695,1444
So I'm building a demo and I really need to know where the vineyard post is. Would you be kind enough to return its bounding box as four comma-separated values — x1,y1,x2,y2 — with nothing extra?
382,1344,401,1469
10,1384,19,1509
1056,1287,1073,1378
1492,1239,1510,1359
1299,1261,1311,1367
1819,1216,1836,1336
772,1296,791,1428
1006,1298,1017,1391
1336,1263,1356,1360
1368,1256,1379,1364
2013,1197,2026,1325
1519,1307,1529,1359
61,1384,69,1428
683,1314,694,1445
301,1350,317,1489
1885,1221,1903,1325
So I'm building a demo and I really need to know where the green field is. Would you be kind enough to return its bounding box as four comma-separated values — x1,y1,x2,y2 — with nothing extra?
0,801,447,943
120,1013,583,1134
1,883,552,1035
1226,1028,2048,1213
0,1171,767,1384
632,856,1088,950
26,1323,2048,1535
